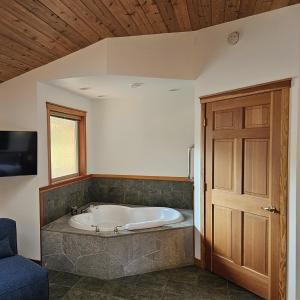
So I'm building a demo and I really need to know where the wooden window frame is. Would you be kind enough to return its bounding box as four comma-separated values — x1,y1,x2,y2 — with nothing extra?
46,102,87,184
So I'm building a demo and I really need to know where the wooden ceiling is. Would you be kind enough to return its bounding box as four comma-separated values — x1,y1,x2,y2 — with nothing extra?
0,0,299,83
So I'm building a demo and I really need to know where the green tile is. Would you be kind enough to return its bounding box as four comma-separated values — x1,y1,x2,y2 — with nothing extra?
164,280,199,299
51,271,82,287
165,266,201,285
134,290,164,300
101,276,138,299
49,285,70,299
48,270,61,284
73,276,107,293
228,294,262,300
48,263,263,300
62,288,106,300
196,288,228,300
227,282,263,299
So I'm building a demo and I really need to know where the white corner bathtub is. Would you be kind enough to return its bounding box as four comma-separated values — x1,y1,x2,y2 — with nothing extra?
68,204,184,232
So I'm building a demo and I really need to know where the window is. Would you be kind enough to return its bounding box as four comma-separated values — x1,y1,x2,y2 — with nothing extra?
47,103,86,183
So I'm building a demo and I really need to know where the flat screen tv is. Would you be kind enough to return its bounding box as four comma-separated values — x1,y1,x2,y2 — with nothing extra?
0,131,37,177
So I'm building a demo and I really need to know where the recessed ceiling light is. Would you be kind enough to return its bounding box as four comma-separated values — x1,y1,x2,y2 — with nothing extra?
130,82,144,88
168,88,180,92
79,87,91,91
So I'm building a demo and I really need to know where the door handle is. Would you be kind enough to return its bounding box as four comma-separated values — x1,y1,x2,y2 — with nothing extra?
261,206,280,214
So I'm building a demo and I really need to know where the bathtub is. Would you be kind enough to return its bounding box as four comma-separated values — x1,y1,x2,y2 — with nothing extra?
68,204,184,232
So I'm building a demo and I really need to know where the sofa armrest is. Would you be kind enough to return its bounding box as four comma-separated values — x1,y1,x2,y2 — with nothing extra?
0,218,17,255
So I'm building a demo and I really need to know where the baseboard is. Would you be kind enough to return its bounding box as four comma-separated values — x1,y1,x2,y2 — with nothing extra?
30,259,41,265
194,258,204,269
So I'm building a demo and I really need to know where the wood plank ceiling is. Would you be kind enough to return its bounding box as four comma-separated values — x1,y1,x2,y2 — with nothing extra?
0,0,299,83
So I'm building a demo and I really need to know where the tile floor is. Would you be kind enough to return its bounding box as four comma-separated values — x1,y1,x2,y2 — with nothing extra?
48,266,263,300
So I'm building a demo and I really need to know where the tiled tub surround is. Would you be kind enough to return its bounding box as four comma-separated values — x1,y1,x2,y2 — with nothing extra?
42,205,193,280
41,177,193,226
88,178,193,210
42,178,90,225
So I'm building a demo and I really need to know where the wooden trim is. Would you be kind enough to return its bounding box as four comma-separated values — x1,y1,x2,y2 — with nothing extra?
200,79,291,104
200,103,206,269
46,102,86,116
51,172,80,183
47,105,52,185
46,102,87,184
278,88,289,300
39,174,189,191
79,114,87,175
39,174,91,192
50,111,82,121
91,174,192,182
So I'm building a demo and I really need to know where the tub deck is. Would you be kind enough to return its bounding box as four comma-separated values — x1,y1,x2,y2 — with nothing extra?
42,203,193,237
41,203,194,280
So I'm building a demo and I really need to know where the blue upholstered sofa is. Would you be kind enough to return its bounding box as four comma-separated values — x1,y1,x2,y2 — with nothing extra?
0,218,49,300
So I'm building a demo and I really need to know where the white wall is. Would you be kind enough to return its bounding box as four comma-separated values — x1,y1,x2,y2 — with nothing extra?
0,40,108,259
92,85,194,176
192,5,300,299
296,72,300,300
287,78,300,300
0,77,40,259
0,82,93,260
107,32,196,80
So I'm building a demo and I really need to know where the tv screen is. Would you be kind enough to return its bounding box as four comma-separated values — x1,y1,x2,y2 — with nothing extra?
0,131,37,177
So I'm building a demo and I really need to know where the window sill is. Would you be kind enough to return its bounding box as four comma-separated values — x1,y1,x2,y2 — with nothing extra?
39,174,91,192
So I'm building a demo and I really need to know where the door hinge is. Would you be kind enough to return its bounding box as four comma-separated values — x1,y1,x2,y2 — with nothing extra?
203,118,207,127
204,183,208,191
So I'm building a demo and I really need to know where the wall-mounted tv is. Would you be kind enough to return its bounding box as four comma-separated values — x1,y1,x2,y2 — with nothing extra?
0,131,37,177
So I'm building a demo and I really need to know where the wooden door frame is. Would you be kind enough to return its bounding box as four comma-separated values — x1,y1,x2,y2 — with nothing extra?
199,79,291,299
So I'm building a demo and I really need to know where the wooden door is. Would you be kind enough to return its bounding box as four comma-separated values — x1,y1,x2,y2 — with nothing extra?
202,81,290,299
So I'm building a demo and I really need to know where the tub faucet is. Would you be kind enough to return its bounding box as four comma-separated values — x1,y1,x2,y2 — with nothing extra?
114,226,122,234
81,207,89,214
70,206,78,216
91,225,100,233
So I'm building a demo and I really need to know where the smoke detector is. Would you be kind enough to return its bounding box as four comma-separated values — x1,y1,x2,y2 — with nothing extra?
227,31,239,45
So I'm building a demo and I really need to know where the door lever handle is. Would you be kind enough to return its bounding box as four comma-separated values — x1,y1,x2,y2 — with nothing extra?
261,206,280,214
